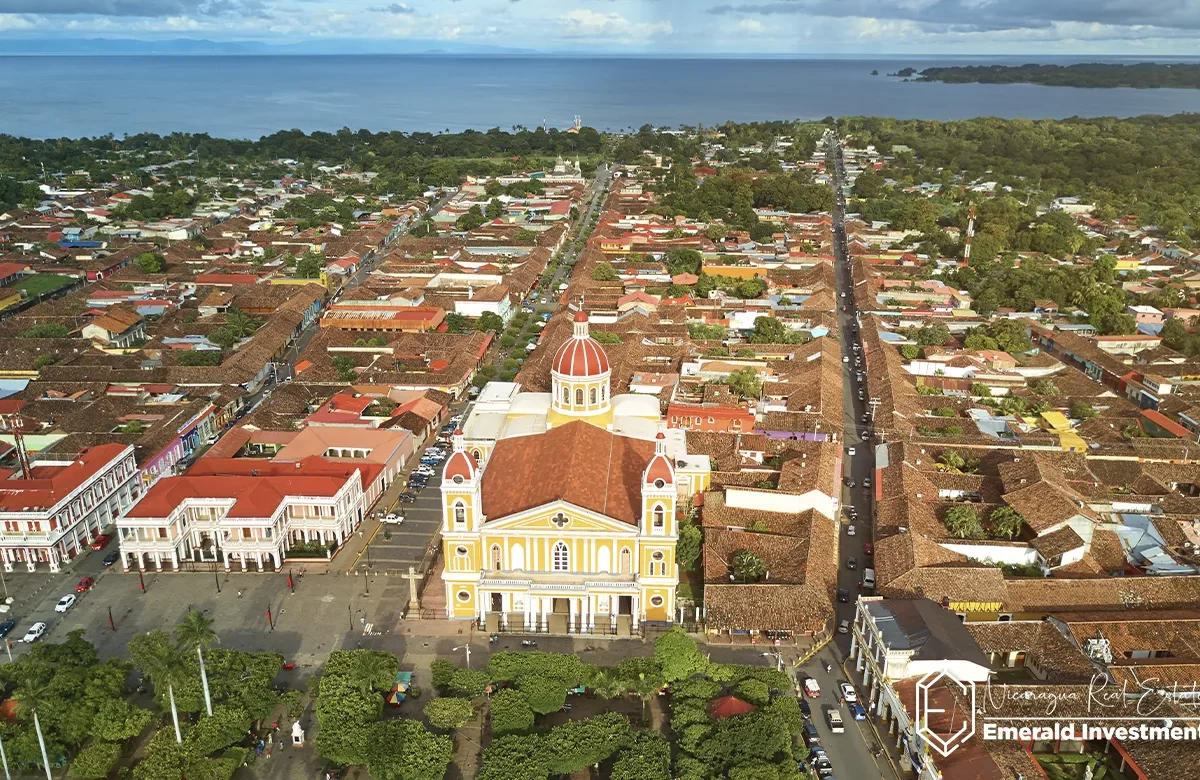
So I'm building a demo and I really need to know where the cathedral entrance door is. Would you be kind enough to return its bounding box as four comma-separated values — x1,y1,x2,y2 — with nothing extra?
548,598,570,634
618,595,633,615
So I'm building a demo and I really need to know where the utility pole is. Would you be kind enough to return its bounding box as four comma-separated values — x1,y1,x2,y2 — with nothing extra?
452,643,472,669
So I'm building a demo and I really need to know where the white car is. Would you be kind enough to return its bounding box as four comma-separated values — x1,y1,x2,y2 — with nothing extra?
847,447,856,456
413,466,436,476
21,622,46,643
381,514,405,525
55,594,77,613
839,682,858,703
842,355,849,363
846,524,856,536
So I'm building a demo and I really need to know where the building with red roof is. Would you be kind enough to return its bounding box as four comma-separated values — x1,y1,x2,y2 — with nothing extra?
0,444,138,573
120,457,375,572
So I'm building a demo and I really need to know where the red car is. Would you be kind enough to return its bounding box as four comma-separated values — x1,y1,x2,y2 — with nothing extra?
863,542,874,557
90,534,112,551
75,576,94,593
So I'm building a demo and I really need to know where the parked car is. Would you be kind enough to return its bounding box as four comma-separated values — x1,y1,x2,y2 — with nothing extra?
55,594,77,613
75,576,95,593
845,524,856,536
799,699,811,719
103,551,119,567
847,447,856,456
846,556,857,570
0,620,15,638
849,702,867,720
838,682,857,703
803,722,821,745
863,476,871,488
863,542,874,556
803,678,821,698
837,588,849,603
381,514,404,525
838,619,850,634
398,493,417,504
90,534,112,550
21,622,46,643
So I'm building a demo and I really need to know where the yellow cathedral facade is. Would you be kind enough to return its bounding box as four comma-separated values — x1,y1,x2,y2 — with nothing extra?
440,311,711,634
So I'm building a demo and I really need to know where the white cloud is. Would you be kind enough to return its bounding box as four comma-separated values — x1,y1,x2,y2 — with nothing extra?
559,9,672,40
0,12,36,29
737,17,765,33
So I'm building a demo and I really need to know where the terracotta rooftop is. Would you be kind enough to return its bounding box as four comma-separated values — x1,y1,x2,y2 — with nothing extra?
480,421,655,525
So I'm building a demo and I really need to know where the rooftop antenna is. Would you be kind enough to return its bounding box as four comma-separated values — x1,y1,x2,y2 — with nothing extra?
0,414,32,480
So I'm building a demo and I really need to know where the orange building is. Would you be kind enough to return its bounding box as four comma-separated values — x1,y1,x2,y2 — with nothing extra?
667,402,755,433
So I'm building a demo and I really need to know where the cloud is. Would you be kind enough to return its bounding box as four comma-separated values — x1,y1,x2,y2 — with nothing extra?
707,0,1200,33
0,0,265,16
737,17,765,32
559,8,672,39
370,2,416,12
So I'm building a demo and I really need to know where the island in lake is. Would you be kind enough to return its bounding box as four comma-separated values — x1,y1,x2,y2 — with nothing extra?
912,62,1200,89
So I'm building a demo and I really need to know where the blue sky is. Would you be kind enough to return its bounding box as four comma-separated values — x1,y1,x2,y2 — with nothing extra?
2,0,1200,54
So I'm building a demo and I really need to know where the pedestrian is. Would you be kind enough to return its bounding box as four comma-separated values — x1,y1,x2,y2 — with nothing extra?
237,590,243,599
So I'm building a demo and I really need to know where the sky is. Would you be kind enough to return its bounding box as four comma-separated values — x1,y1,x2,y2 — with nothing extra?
2,0,1200,55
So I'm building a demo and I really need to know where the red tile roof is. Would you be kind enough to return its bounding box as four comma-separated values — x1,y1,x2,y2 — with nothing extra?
481,421,654,525
0,444,131,513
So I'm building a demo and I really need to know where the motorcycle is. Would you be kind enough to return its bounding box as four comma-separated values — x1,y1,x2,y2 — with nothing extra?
823,661,832,674
520,639,538,648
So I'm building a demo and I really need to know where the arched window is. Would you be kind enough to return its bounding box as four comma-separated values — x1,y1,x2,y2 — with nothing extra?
552,541,569,571
597,545,611,573
653,505,665,528
590,387,597,405
562,387,570,404
471,449,481,460
510,543,525,571
491,544,502,570
619,548,632,574
602,385,608,401
454,502,466,529
575,388,584,406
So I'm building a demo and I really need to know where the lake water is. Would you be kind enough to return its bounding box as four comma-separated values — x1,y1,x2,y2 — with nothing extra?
5,55,1200,139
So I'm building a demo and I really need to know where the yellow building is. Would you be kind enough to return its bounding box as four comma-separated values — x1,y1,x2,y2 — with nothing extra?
440,311,711,634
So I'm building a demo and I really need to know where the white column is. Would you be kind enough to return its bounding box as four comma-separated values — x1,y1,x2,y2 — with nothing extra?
501,593,509,629
478,592,487,625
525,597,534,631
631,595,640,632
567,599,577,633
270,550,280,570
120,546,130,573
587,595,596,631
170,549,180,571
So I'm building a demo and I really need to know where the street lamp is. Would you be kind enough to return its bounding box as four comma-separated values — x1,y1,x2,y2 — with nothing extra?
451,643,472,669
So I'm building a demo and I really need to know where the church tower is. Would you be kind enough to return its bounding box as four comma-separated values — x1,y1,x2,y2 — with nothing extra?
548,311,613,428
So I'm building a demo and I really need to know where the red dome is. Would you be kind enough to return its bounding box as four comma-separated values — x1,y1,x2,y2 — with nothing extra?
552,335,610,377
443,450,478,482
644,453,674,486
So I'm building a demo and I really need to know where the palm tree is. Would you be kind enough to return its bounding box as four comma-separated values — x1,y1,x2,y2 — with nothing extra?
14,679,54,780
224,309,259,338
350,652,394,696
140,641,189,743
177,609,219,717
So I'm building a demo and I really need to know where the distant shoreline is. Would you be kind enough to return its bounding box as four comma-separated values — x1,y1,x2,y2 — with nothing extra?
911,63,1200,89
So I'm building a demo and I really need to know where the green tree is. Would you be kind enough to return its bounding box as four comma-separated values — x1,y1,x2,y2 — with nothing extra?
688,322,727,340
970,382,991,398
475,311,504,333
541,712,631,774
294,251,323,279
945,505,984,540
611,732,671,780
331,355,356,381
913,323,951,346
677,518,702,572
591,262,619,281
900,344,920,360
134,251,166,273
477,734,546,780
223,309,261,338
177,351,221,367
734,678,770,707
937,450,966,473
989,506,1025,539
725,367,762,399
129,631,189,744
444,312,469,333
731,549,766,583
68,741,121,780
176,609,219,717
206,326,239,351
1070,401,1097,419
14,678,56,780
21,323,70,338
517,675,569,715
447,668,489,698
748,316,789,344
489,689,535,737
91,698,152,742
593,331,621,344
654,628,708,684
424,697,474,731
365,719,453,780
